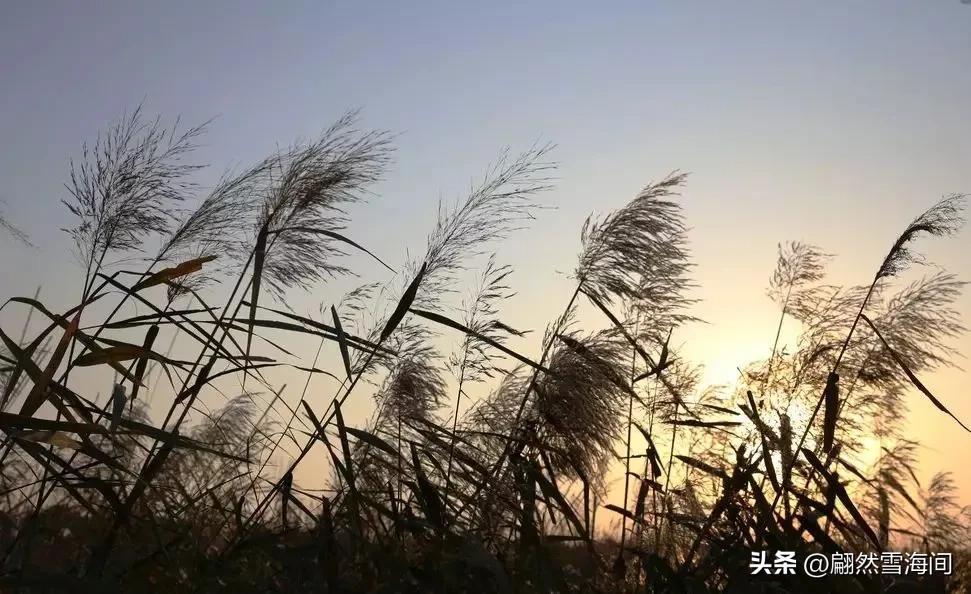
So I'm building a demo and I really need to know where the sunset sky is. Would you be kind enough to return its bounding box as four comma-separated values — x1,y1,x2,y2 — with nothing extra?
2,2,970,508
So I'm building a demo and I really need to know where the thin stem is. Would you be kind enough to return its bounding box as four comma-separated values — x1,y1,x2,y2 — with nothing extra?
762,286,792,396
443,361,467,505
655,397,679,555
619,320,639,556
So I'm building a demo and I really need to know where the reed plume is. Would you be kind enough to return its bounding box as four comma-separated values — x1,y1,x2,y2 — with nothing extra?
374,352,447,426
767,241,830,306
0,200,30,246
408,144,554,310
875,194,966,281
919,471,965,552
255,112,394,300
838,272,966,443
158,157,278,266
861,440,921,548
576,171,688,304
61,105,207,274
470,329,628,483
447,256,521,385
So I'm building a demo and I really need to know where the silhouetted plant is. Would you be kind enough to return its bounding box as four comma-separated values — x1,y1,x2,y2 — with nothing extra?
1,108,970,594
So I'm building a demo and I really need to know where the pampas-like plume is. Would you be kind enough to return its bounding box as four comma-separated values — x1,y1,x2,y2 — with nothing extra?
869,272,966,373
860,440,921,548
875,194,966,281
348,145,551,380
154,159,282,299
614,197,695,556
372,352,447,503
401,144,553,310
799,273,967,452
761,242,830,397
625,206,697,344
62,104,207,266
470,329,628,483
448,256,521,385
159,157,278,265
348,145,551,384
919,471,964,551
576,171,688,304
256,112,394,299
307,143,551,446
0,200,30,246
374,353,447,425
799,194,966,375
151,393,271,530
767,242,830,306
630,274,696,342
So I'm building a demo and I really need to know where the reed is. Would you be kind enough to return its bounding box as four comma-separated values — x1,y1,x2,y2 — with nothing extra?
1,108,969,593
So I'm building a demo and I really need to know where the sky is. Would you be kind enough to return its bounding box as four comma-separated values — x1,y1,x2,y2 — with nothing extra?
1,1,970,510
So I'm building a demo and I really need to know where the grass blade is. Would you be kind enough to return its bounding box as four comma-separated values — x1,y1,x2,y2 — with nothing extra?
132,255,218,292
271,227,395,273
861,314,971,433
129,324,159,403
18,311,80,417
822,371,839,454
331,305,353,380
245,225,269,385
410,307,551,374
381,262,426,342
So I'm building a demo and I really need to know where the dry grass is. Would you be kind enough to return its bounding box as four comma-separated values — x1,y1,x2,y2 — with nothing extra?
1,108,970,593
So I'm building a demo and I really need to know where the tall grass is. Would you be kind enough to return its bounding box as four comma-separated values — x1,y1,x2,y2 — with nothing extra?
1,109,970,593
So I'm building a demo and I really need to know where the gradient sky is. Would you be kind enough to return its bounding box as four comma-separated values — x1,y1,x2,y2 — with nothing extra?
2,2,970,508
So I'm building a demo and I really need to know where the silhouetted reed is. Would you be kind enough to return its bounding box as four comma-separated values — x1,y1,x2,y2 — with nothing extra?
1,109,970,593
